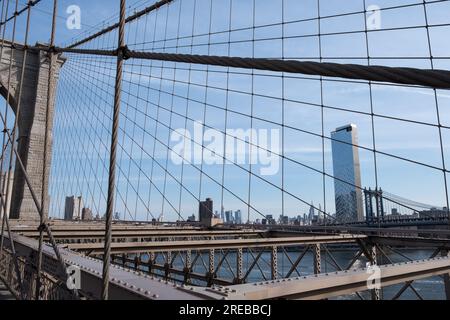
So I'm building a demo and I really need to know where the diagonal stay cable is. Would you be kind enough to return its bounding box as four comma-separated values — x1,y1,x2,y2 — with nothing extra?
67,0,174,49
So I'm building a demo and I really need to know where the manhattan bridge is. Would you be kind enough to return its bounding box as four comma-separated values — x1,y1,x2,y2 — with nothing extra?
0,0,450,300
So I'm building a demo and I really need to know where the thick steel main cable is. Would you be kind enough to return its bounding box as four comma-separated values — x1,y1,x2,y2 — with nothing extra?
42,47,450,91
102,0,126,301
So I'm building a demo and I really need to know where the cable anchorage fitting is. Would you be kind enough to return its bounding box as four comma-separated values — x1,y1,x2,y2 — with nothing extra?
117,45,131,60
37,222,49,233
48,45,58,54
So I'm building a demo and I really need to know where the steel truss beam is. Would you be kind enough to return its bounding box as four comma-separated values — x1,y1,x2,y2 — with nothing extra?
65,235,366,255
14,229,264,240
188,256,450,300
2,233,205,300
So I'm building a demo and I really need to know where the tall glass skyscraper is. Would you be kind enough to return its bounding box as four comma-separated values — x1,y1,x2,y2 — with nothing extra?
331,124,364,223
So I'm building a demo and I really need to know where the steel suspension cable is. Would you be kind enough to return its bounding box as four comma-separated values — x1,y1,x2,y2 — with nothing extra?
31,45,450,91
67,0,173,49
62,54,437,224
0,111,78,299
36,0,58,300
0,0,26,300
0,0,42,27
102,0,126,301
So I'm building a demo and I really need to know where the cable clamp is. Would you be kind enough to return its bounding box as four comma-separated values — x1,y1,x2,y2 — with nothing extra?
48,45,58,54
37,222,48,233
118,45,131,60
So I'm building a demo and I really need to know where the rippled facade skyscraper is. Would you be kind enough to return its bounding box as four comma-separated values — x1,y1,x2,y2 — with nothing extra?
331,124,364,223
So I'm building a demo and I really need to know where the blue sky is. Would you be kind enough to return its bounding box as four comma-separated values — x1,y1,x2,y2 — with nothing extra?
1,0,449,221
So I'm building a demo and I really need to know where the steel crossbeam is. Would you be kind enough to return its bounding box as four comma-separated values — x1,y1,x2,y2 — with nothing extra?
65,235,366,255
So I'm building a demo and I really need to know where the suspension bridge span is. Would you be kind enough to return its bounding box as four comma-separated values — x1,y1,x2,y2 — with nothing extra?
0,0,449,301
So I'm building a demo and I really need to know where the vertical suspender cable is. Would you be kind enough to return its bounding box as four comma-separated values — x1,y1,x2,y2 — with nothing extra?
0,0,8,175
0,0,7,227
36,0,58,300
0,0,10,218
102,0,126,300
0,0,25,299
0,0,77,301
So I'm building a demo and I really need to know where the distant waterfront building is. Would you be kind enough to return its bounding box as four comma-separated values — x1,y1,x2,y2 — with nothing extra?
419,208,449,219
280,215,289,225
266,215,276,225
318,204,323,222
64,196,83,220
225,210,233,224
235,210,242,224
199,198,222,227
82,207,93,221
199,198,213,221
331,124,364,223
187,214,196,222
308,204,315,224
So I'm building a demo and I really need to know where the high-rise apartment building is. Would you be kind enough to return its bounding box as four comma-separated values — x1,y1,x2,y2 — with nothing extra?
64,196,83,220
331,124,364,222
